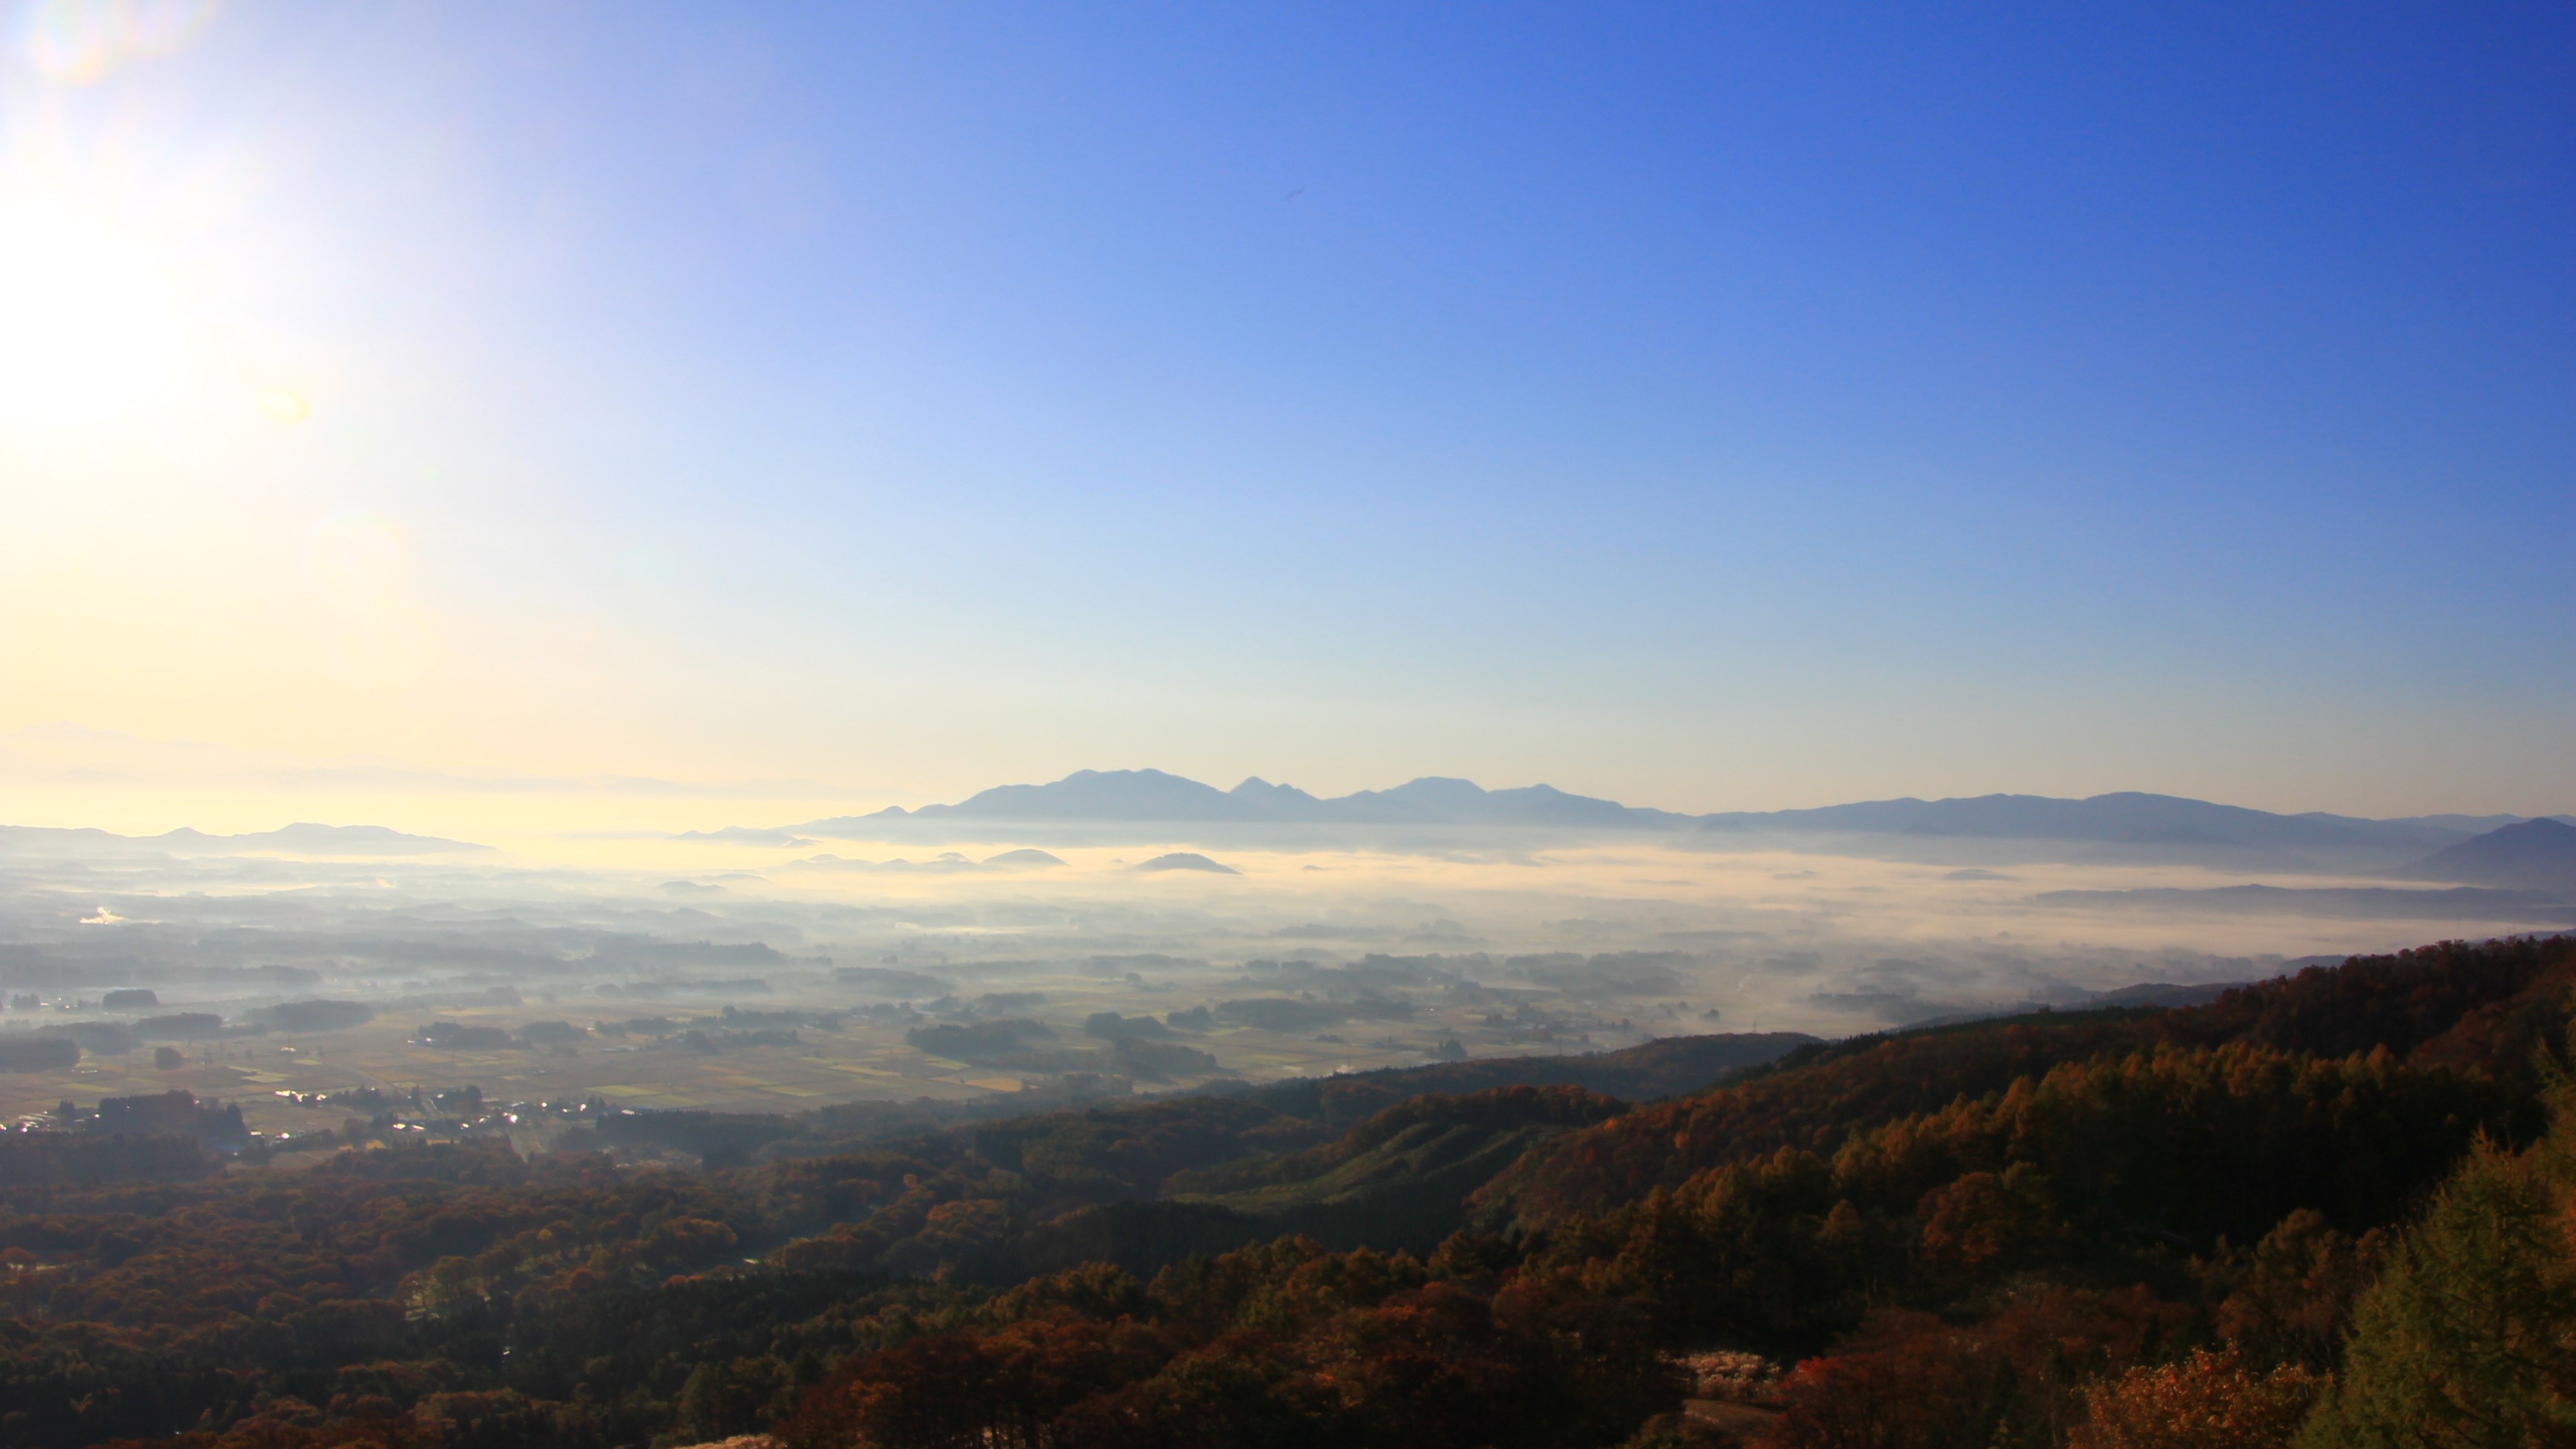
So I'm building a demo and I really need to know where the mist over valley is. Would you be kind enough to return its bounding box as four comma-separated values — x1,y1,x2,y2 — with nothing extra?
7,768,2569,1143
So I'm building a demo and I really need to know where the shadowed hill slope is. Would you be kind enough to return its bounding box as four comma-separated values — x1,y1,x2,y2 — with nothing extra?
1174,1084,1623,1225
955,1085,1626,1282
1225,1029,1817,1123
1470,933,2576,1228
596,1029,1816,1169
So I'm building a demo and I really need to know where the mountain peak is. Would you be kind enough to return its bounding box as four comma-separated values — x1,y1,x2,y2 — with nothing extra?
2411,817,2576,891
921,768,1251,821
813,768,1667,829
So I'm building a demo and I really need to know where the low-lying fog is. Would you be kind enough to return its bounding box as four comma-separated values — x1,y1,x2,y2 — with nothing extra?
4,812,2568,1136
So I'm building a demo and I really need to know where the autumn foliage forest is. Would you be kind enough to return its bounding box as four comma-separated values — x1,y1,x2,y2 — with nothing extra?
7,935,2576,1449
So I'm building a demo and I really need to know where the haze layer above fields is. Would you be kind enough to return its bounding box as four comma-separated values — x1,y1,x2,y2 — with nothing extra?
7,767,2572,1139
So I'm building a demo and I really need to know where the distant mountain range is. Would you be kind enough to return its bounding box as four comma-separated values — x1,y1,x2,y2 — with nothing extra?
785,768,2576,887
806,769,1696,830
0,822,490,856
804,768,2560,842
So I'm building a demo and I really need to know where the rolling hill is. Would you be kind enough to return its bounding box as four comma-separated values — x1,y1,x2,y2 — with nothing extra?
2407,816,2576,892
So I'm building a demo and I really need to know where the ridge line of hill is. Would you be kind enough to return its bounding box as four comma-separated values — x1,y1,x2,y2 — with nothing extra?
777,768,2576,880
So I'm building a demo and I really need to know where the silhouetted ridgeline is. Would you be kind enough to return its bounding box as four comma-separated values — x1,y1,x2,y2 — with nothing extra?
767,769,2576,874
2,935,2572,1449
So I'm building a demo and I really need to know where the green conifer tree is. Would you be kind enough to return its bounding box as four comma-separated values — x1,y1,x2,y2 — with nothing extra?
2299,1140,2576,1449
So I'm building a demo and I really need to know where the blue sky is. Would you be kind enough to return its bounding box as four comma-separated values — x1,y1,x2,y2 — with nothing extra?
1,1,2569,817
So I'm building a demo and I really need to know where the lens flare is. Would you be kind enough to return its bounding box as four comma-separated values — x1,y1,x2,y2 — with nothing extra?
309,511,409,610
19,0,218,83
307,511,435,686
258,385,310,423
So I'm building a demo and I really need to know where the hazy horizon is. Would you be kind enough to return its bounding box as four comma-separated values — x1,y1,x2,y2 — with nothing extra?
4,727,2572,847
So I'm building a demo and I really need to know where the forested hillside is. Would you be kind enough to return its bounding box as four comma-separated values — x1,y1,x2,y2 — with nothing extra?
1473,934,2575,1226
4,935,2572,1449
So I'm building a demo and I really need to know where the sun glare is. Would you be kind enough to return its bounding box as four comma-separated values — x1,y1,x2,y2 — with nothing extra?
0,198,195,428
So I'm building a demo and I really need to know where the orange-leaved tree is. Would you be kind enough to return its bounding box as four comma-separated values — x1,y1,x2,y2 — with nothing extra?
2070,1348,2320,1449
